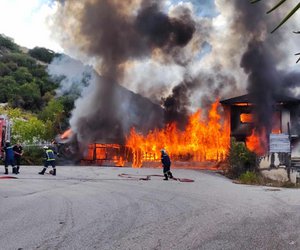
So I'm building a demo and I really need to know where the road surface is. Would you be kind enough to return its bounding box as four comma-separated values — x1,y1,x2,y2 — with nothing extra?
1,166,300,250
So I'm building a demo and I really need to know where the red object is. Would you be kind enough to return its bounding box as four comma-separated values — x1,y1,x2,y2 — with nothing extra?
0,176,18,179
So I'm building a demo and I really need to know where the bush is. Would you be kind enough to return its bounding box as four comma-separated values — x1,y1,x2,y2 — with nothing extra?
227,137,257,178
239,171,259,184
22,146,44,165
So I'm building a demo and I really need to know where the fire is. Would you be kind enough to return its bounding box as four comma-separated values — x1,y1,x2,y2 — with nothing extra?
83,143,125,166
240,113,253,123
61,128,73,140
246,128,268,156
126,100,230,168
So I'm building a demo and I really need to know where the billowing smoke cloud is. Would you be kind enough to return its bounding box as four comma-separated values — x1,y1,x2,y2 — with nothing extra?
228,0,300,132
49,0,300,151
50,0,197,147
47,55,93,96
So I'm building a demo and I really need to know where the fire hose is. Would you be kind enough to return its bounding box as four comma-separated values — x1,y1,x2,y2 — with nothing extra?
0,176,18,179
118,173,194,182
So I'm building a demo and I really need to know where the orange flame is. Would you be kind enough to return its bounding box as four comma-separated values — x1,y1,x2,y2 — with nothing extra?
126,100,230,167
246,128,268,156
83,143,125,166
61,128,73,140
240,113,253,123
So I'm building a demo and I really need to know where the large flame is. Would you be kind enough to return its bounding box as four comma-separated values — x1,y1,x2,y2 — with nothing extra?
244,112,281,155
246,128,268,156
126,100,230,167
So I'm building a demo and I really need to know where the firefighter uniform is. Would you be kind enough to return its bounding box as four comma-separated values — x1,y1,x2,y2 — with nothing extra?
39,146,56,176
161,149,173,180
13,143,23,174
3,141,17,174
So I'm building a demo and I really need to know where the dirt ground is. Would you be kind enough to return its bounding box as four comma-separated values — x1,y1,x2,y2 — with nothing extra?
1,165,300,250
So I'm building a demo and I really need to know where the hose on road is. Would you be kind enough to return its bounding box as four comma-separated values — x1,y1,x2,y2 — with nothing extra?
118,173,194,182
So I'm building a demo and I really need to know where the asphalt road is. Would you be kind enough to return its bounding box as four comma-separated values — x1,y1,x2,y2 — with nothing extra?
1,166,300,250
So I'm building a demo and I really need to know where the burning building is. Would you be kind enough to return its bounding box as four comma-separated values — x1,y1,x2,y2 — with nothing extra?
220,93,300,170
48,0,300,176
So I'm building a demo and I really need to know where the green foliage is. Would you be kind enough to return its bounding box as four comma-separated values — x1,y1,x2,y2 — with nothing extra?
0,35,79,147
39,99,65,137
16,83,42,110
0,106,48,144
0,50,59,111
239,171,259,184
22,146,44,165
12,67,33,84
29,47,55,63
0,34,20,52
28,47,57,64
12,117,47,144
227,137,257,178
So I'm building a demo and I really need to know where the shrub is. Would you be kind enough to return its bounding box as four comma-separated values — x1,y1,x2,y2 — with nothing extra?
227,137,257,178
239,171,259,184
22,146,44,165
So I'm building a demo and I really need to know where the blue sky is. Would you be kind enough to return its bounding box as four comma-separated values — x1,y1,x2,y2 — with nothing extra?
175,0,218,17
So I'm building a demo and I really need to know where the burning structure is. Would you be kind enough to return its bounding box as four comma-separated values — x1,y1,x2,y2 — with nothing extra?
48,0,300,174
221,93,300,173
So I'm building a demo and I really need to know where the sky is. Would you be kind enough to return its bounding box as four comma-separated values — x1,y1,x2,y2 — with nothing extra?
0,0,218,52
2,0,300,142
0,0,62,51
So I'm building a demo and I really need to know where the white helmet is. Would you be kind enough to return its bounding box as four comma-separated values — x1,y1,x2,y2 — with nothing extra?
43,145,49,149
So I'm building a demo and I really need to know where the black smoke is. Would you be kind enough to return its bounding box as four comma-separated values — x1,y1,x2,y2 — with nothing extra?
230,0,300,133
52,0,196,148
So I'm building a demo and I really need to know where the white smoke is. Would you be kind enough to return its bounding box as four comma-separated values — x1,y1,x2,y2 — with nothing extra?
47,55,94,96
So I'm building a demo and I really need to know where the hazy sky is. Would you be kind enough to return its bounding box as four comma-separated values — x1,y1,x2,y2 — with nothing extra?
0,0,62,51
0,0,218,52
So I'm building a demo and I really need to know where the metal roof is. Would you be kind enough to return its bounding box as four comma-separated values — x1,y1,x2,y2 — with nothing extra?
220,93,300,105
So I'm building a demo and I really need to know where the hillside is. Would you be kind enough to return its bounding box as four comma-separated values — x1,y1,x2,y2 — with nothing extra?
0,34,164,154
0,34,75,145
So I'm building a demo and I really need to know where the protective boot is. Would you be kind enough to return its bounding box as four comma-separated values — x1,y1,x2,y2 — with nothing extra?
16,166,20,174
52,169,56,176
39,168,46,175
12,167,17,174
163,174,168,180
168,172,173,179
4,167,8,175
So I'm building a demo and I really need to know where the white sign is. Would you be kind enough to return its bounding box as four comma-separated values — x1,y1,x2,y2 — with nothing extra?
269,134,290,153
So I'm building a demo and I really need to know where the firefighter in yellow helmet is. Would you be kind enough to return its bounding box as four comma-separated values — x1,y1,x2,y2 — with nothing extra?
38,146,56,176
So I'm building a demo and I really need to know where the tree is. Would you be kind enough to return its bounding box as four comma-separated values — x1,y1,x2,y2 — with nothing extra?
12,117,47,144
0,34,20,52
11,83,42,111
39,98,65,136
28,47,58,64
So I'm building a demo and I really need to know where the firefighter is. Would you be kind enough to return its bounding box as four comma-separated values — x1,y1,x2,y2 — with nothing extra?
2,141,17,174
13,141,23,174
38,146,56,176
161,149,173,180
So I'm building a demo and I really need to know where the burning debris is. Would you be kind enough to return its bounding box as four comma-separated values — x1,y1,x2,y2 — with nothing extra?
48,0,300,166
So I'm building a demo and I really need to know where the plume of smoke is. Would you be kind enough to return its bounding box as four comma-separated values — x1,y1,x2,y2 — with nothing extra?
49,0,199,146
228,0,300,132
47,55,93,96
49,0,300,146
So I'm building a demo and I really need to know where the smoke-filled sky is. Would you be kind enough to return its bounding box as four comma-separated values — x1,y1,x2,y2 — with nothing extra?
2,0,300,145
